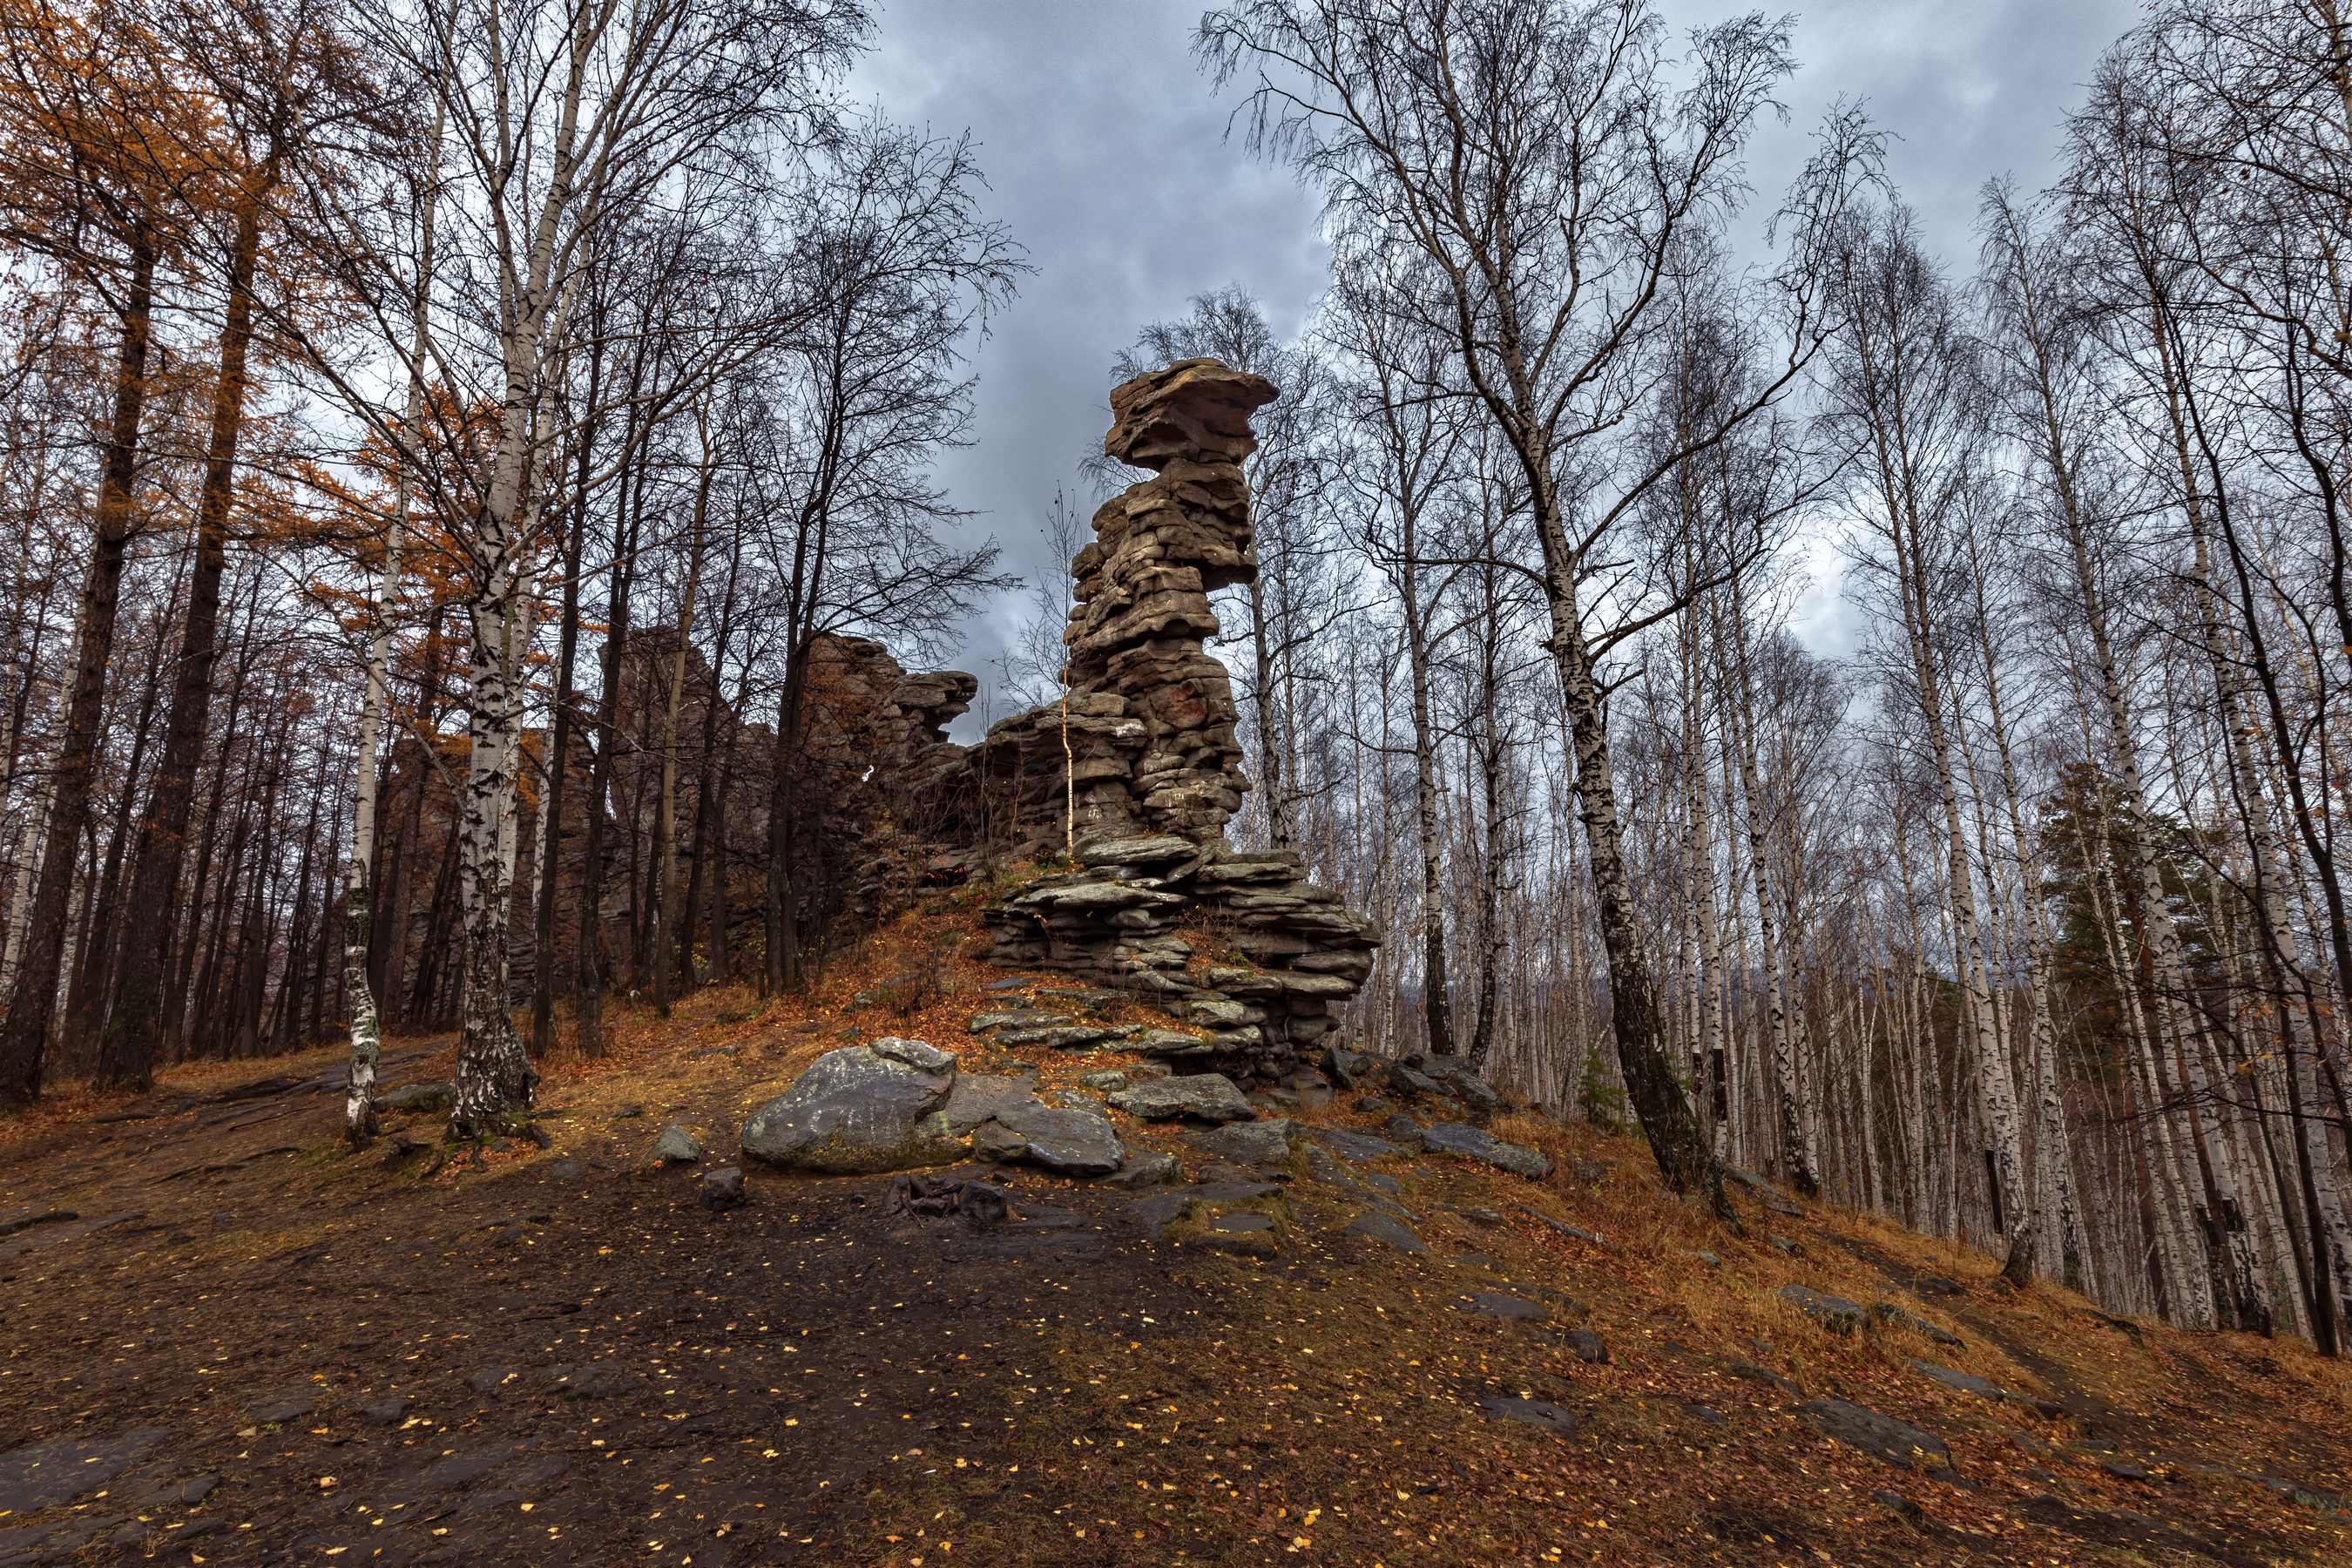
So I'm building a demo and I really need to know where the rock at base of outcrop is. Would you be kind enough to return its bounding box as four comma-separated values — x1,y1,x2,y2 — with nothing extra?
1103,1151,1181,1188
977,1101,1125,1176
699,1166,746,1211
1188,1118,1294,1166
653,1125,702,1164
741,1039,963,1173
1798,1399,1953,1473
1565,1329,1609,1364
943,1072,1040,1134
978,841,1377,1083
1422,1122,1551,1179
1107,1073,1255,1123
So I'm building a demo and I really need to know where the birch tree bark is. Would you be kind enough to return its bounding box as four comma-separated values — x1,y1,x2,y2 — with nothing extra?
1826,206,2034,1268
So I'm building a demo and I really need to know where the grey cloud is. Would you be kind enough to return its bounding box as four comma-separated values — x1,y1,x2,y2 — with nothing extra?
851,0,2138,697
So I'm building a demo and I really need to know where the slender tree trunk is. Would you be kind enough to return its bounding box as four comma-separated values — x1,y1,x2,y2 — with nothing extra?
345,132,436,1139
683,537,742,988
103,175,272,1091
0,233,156,1106
1539,522,1721,1206
650,417,713,1017
1247,578,1293,854
530,494,586,1058
575,504,637,1056
59,587,172,1070
1720,579,1821,1196
1400,519,1450,1062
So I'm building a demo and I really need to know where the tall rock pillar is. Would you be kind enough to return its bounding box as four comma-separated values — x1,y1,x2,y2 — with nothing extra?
977,358,1379,1079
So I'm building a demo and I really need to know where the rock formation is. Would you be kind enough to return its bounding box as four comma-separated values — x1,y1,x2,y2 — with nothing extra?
964,359,1381,1082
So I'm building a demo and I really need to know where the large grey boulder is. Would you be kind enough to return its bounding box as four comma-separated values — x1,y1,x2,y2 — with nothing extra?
1421,1122,1551,1180
1108,1073,1256,1123
977,1102,1125,1176
741,1038,962,1173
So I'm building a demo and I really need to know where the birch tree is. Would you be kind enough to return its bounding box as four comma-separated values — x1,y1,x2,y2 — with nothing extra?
1200,0,1877,1203
1825,203,2038,1273
357,0,867,1132
1327,243,1466,1061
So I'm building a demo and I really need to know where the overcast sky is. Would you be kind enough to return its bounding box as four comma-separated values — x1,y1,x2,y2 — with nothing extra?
848,0,2139,719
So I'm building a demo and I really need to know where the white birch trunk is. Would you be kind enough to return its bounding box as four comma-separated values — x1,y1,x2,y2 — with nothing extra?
1720,582,1820,1195
344,118,441,1146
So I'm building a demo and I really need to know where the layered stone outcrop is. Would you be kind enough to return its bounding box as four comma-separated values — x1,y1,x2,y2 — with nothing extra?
968,359,1380,1081
963,361,1270,849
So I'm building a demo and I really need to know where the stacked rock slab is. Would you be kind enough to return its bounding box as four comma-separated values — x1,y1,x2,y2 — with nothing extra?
977,360,1379,1081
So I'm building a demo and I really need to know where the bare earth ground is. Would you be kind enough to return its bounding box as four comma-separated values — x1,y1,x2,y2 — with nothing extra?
3,919,2349,1565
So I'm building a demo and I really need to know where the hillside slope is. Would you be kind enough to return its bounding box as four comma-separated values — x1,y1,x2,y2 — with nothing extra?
1,910,2347,1566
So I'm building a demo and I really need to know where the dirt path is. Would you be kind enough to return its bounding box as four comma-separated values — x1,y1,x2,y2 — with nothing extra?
4,1030,2349,1567
0,1051,1221,1565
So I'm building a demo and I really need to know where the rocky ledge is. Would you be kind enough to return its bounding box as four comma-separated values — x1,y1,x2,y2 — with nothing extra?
981,831,1375,1079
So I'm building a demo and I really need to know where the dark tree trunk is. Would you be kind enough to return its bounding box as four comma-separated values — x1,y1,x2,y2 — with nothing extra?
99,176,269,1090
58,588,172,1069
0,233,156,1105
531,395,598,1058
163,588,261,1054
